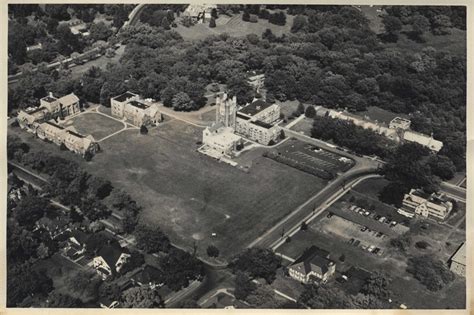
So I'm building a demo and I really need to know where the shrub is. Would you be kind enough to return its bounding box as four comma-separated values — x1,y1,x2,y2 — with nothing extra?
406,255,455,291
415,241,430,249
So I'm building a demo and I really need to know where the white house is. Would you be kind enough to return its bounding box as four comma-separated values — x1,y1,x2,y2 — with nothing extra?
93,241,131,280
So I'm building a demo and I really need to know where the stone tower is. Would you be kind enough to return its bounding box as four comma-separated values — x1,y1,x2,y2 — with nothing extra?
215,92,237,129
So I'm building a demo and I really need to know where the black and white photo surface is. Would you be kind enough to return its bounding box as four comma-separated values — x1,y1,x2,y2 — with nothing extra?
5,2,467,310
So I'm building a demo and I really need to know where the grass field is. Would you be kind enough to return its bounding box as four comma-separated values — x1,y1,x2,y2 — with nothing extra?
65,112,124,140
77,120,326,259
175,12,294,41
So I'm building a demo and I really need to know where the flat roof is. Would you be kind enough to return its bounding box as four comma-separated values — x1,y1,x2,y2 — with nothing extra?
42,96,57,103
236,113,250,120
251,120,273,129
128,100,148,109
114,92,137,103
239,100,273,116
391,117,411,123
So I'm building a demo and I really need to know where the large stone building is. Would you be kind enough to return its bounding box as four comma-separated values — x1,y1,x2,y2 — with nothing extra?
202,93,242,158
450,242,466,277
17,92,80,131
288,246,336,284
235,99,281,145
402,189,453,220
111,92,162,127
315,107,443,152
37,120,99,157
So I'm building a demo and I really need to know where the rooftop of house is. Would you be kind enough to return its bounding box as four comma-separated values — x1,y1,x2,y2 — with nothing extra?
236,113,250,120
66,129,85,139
25,106,48,114
451,242,466,265
128,100,148,110
250,120,273,129
133,265,164,285
97,241,127,268
410,189,450,206
114,91,138,102
238,100,273,116
390,117,411,124
291,246,333,276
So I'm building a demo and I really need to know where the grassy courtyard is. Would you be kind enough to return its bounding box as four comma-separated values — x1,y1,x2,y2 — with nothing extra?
79,120,326,259
175,12,294,41
65,112,124,140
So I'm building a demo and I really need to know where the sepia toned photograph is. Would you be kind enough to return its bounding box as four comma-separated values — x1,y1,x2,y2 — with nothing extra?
5,2,468,311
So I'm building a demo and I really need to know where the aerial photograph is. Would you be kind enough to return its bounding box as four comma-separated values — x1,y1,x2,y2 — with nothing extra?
6,3,467,310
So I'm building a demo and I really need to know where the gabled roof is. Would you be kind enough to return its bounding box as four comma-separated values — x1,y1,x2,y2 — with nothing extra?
290,246,333,276
70,229,90,245
97,241,127,268
451,242,466,265
133,265,164,285
58,93,80,107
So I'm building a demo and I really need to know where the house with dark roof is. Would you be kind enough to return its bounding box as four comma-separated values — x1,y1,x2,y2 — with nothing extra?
93,241,131,279
288,246,336,284
35,215,70,239
131,265,165,289
62,229,90,260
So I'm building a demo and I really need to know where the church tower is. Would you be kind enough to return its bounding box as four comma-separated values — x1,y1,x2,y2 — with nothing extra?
215,92,237,129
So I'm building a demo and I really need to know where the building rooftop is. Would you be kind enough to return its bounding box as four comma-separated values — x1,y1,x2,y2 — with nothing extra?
291,246,333,276
45,121,64,129
251,120,273,129
58,93,80,106
391,117,411,124
451,242,466,265
25,106,48,114
236,113,250,120
97,240,127,269
128,100,148,110
113,91,138,103
239,100,273,116
66,130,85,138
42,96,57,103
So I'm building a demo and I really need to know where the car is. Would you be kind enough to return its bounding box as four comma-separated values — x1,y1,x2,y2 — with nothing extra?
327,212,333,218
353,240,361,247
364,211,370,216
376,232,384,238
373,248,380,254
374,215,381,220
349,205,357,211
361,245,367,250
379,216,386,222
368,245,376,252
348,238,355,244
361,226,368,232
390,221,398,226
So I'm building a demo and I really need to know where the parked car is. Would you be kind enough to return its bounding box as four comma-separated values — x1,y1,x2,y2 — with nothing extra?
373,248,380,254
378,216,386,222
368,245,376,252
390,221,398,226
364,211,370,216
361,226,368,232
327,212,333,218
353,240,361,246
376,232,384,238
348,238,355,244
349,205,357,211
374,215,381,220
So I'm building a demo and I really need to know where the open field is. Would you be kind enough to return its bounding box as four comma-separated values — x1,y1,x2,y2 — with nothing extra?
64,112,124,140
175,12,294,41
75,120,326,259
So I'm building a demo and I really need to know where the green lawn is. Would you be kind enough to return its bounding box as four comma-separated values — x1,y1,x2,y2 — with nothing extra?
65,112,124,140
78,120,325,259
175,12,294,41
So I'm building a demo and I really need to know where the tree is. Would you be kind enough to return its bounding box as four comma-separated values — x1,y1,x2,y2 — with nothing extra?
7,262,53,307
300,221,308,231
89,22,113,41
279,130,286,140
242,10,250,22
98,280,122,305
161,16,171,30
432,14,452,35
234,271,257,300
406,255,455,291
381,15,402,41
140,125,149,135
230,248,280,284
172,92,194,111
291,15,307,33
64,269,101,303
361,272,392,300
297,102,305,115
209,17,216,28
211,8,218,19
305,106,316,118
390,233,412,252
298,284,352,309
378,182,410,207
410,14,430,41
206,245,219,258
177,298,201,308
134,224,170,253
45,291,82,307
14,195,51,228
122,286,164,308
160,248,205,291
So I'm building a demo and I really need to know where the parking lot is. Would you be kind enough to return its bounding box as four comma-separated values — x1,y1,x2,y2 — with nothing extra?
275,139,355,174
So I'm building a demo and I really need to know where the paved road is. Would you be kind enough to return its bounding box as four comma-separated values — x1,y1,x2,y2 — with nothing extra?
440,181,466,203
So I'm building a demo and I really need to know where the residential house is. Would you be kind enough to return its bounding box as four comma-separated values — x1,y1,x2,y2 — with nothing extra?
111,91,162,127
131,265,164,289
450,242,466,277
402,189,453,220
62,229,90,260
183,4,217,23
288,246,336,284
93,241,131,279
